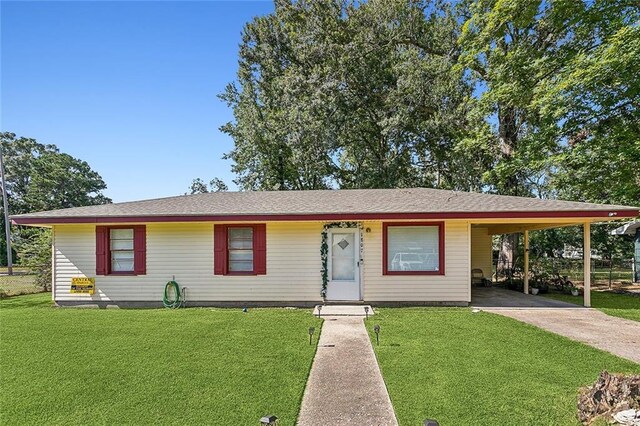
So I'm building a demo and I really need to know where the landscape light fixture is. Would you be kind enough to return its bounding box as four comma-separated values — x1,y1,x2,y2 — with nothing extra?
308,327,315,345
374,324,380,345
317,305,322,318
364,306,369,320
423,419,439,426
260,415,278,425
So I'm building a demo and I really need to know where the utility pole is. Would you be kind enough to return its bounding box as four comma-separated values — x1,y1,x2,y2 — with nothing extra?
0,145,12,275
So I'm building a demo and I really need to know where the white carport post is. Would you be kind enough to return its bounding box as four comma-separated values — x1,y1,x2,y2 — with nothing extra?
523,230,529,295
583,222,591,307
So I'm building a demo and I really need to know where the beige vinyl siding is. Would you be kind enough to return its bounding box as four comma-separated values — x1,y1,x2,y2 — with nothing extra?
53,222,324,302
471,226,493,280
362,221,471,302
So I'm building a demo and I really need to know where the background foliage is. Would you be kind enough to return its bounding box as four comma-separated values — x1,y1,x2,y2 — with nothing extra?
1,132,111,285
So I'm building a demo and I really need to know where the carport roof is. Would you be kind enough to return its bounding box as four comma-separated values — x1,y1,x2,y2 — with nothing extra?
11,187,640,225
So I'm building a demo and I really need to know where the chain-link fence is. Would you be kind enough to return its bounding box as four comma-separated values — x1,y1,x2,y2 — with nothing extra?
0,266,50,297
493,257,635,290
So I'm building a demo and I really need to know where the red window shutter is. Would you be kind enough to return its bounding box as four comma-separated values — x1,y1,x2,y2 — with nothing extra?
133,225,147,275
95,226,108,275
253,224,267,275
214,225,227,275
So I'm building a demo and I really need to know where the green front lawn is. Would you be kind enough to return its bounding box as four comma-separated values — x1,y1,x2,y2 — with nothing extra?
544,291,640,322
0,294,321,425
368,308,640,425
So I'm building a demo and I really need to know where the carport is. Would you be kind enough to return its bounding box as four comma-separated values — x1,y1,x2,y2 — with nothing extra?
470,216,633,308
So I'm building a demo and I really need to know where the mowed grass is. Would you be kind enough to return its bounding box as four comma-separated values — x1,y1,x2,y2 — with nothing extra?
367,308,640,426
544,291,640,322
0,294,321,425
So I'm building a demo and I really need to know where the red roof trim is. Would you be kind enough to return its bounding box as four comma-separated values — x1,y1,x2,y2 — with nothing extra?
11,209,639,225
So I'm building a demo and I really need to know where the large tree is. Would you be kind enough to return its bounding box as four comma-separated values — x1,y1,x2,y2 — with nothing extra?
543,20,639,206
1,133,111,213
220,0,639,266
220,0,485,191
458,0,639,266
1,132,111,286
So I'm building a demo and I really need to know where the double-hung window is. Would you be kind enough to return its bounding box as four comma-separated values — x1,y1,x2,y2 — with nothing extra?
214,224,267,275
95,225,146,275
227,227,254,272
110,228,135,273
383,222,444,275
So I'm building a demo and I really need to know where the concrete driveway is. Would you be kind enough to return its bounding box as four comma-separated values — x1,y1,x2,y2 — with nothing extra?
472,288,640,364
488,308,640,364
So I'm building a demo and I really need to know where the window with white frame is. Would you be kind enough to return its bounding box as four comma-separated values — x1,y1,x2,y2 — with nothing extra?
228,227,254,272
110,228,135,273
384,223,443,274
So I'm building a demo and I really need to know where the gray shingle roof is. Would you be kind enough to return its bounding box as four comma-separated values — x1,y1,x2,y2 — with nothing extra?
11,188,639,224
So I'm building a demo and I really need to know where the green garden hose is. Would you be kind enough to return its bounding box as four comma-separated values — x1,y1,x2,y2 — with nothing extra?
163,280,183,309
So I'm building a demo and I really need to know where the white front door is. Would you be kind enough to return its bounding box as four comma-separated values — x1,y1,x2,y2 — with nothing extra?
326,228,361,301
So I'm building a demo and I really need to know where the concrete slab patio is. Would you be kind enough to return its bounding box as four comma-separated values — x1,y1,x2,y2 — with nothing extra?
472,287,582,309
297,316,397,426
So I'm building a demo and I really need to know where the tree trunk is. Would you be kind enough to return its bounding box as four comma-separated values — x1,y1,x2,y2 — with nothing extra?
496,106,521,276
498,234,520,276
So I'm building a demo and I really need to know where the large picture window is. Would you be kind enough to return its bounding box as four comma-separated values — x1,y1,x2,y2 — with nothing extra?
383,222,444,275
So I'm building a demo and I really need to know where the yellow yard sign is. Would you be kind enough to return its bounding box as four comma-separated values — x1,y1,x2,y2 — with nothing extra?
70,277,95,294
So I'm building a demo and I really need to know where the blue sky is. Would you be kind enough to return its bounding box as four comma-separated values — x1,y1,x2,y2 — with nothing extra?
1,1,274,202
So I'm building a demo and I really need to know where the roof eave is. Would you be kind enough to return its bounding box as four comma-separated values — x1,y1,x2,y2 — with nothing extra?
11,209,640,226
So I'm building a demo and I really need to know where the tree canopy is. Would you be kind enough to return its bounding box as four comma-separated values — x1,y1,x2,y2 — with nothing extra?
188,177,229,194
1,132,111,214
220,0,486,191
221,0,639,262
0,132,111,276
221,0,639,208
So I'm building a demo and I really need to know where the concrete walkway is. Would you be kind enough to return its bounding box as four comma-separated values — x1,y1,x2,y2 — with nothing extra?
297,316,398,426
485,308,640,364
